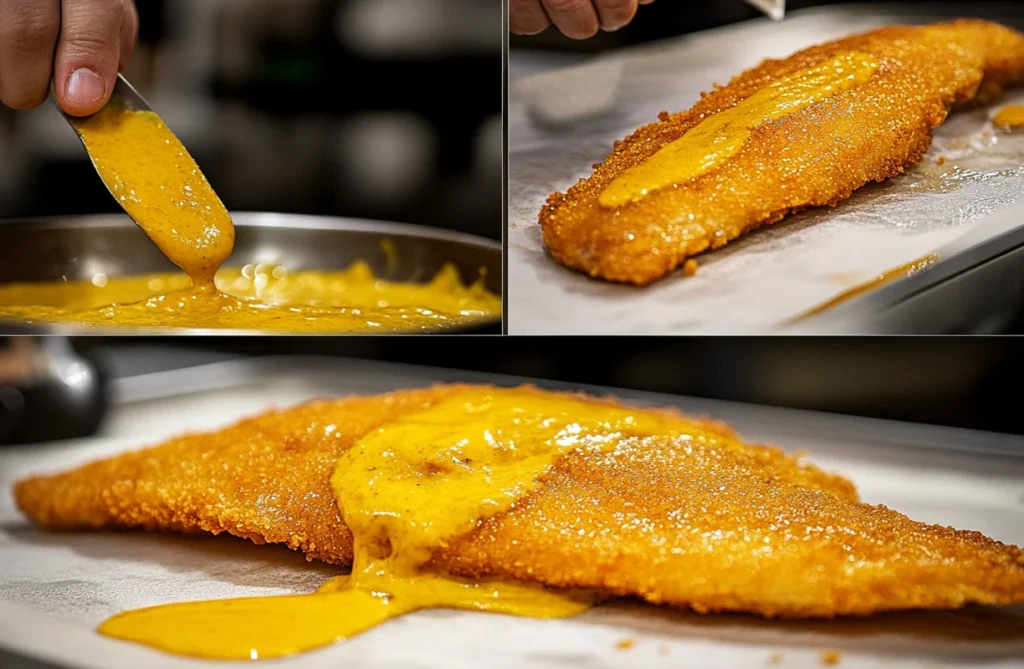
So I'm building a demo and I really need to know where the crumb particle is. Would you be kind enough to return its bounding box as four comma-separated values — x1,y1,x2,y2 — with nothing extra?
821,649,842,665
658,644,670,655
683,259,699,277
768,651,783,664
936,156,947,166
616,638,635,651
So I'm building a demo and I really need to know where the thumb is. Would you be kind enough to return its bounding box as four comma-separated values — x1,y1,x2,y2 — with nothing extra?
53,0,124,116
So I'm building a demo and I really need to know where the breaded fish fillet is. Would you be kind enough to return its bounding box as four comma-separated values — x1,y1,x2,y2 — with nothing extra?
540,20,1024,285
14,385,1024,617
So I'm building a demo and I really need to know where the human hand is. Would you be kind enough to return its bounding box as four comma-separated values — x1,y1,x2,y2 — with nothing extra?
0,0,138,116
510,0,654,40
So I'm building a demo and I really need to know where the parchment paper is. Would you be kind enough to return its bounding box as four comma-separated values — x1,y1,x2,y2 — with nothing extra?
1,363,1023,668
507,6,1024,334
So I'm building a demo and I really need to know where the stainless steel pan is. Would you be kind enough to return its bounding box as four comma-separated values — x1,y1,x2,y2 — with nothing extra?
0,213,502,334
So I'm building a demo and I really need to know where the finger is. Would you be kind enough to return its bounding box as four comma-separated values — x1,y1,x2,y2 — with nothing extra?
594,0,637,31
0,0,61,110
638,0,654,4
54,0,124,116
119,0,137,70
541,0,599,40
509,0,551,36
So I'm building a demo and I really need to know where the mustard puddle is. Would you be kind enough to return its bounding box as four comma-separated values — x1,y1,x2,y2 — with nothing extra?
0,263,500,333
3,104,500,332
599,52,880,208
993,105,1024,129
97,388,690,660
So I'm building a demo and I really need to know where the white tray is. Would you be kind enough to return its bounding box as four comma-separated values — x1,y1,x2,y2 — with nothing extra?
1,359,1022,669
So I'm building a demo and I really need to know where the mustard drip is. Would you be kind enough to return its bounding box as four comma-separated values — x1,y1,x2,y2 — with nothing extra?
789,254,938,322
599,52,880,208
97,388,700,660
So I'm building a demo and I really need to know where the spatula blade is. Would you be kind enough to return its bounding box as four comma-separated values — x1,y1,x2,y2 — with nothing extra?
745,0,785,21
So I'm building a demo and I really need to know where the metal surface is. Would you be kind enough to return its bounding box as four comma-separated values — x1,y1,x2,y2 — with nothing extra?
64,74,151,120
58,75,153,145
0,338,107,445
791,202,1024,334
55,74,151,134
0,213,502,334
507,4,1024,335
745,0,785,21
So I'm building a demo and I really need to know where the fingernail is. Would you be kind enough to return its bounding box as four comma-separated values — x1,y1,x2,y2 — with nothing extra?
65,68,106,105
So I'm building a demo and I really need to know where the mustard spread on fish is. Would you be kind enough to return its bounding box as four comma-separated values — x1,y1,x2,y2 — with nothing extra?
97,389,689,660
600,52,880,208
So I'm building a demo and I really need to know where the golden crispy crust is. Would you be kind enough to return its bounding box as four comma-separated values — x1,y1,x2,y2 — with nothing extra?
12,386,736,565
14,385,1024,617
539,20,1024,285
14,385,468,564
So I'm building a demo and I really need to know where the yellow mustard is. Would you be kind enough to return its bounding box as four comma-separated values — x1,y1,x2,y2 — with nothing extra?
599,52,880,208
97,388,700,660
993,105,1024,129
0,263,500,333
4,106,500,332
75,104,234,286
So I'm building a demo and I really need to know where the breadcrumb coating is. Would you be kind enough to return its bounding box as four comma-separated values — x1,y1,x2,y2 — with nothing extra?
539,20,1024,285
14,385,1024,617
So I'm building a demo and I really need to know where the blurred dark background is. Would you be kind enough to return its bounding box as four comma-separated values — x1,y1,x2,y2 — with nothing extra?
1,337,1019,445
0,0,500,240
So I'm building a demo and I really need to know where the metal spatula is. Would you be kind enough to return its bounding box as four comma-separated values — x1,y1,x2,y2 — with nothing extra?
53,73,234,273
745,0,786,20
57,72,152,135
54,73,221,226
55,73,174,227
